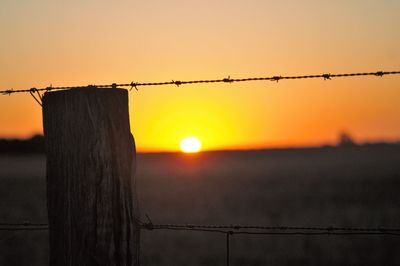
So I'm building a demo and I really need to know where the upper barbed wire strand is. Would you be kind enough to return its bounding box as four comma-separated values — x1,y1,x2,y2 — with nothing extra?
1,71,400,95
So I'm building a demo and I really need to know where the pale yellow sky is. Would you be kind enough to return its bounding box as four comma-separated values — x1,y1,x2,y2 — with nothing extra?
0,0,399,151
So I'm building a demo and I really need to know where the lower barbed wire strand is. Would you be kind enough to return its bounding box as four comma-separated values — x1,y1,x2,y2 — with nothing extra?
0,223,48,227
2,222,400,235
141,226,400,236
0,227,49,231
142,223,400,232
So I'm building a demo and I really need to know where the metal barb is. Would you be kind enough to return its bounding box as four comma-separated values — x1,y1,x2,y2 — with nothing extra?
130,82,138,91
1,89,14,95
173,80,182,87
271,76,281,82
223,76,233,83
322,73,331,80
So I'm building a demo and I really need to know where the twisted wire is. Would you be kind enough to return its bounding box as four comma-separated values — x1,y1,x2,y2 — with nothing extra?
1,71,399,95
0,223,48,231
143,226,400,236
2,222,400,235
141,223,400,233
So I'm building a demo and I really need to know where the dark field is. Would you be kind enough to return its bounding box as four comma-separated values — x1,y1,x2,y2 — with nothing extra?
1,145,400,265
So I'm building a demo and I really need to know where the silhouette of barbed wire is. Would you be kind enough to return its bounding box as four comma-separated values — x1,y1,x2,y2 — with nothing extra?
1,71,399,96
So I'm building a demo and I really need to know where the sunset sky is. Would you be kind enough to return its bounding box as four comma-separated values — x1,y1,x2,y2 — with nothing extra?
0,0,399,152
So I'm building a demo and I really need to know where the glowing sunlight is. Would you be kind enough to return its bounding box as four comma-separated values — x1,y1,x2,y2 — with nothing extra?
180,137,202,153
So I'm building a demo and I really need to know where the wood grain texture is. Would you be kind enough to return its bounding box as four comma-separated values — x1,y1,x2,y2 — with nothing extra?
42,88,139,266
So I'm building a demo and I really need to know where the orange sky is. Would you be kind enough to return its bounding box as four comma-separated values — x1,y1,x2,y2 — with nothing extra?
0,1,399,152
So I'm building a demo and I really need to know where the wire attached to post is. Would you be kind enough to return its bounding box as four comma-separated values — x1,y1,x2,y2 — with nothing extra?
29,88,42,107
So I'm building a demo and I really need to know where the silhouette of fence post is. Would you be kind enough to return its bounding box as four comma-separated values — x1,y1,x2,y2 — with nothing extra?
42,87,140,266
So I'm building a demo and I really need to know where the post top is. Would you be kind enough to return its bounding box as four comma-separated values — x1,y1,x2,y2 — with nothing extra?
42,87,128,100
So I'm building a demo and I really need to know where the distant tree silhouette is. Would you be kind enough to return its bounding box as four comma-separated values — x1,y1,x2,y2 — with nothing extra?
338,132,357,147
0,134,44,154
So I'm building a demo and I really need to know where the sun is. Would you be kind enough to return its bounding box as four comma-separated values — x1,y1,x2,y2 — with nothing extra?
180,137,202,153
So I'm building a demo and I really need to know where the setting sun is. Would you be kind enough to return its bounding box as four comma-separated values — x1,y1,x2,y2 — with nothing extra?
180,137,202,153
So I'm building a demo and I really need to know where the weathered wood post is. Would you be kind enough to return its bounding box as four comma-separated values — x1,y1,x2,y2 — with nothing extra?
42,87,140,266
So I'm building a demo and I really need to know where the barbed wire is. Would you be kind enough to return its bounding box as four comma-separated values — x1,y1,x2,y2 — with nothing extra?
3,221,400,236
1,71,399,96
141,223,400,233
0,223,48,226
141,223,400,266
3,221,399,266
0,222,48,231
144,227,400,236
139,222,400,236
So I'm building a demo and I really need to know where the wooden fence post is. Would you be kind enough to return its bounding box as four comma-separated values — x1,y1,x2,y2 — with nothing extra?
42,88,140,266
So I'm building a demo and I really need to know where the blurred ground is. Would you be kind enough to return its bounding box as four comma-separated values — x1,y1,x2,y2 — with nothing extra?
1,145,400,265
